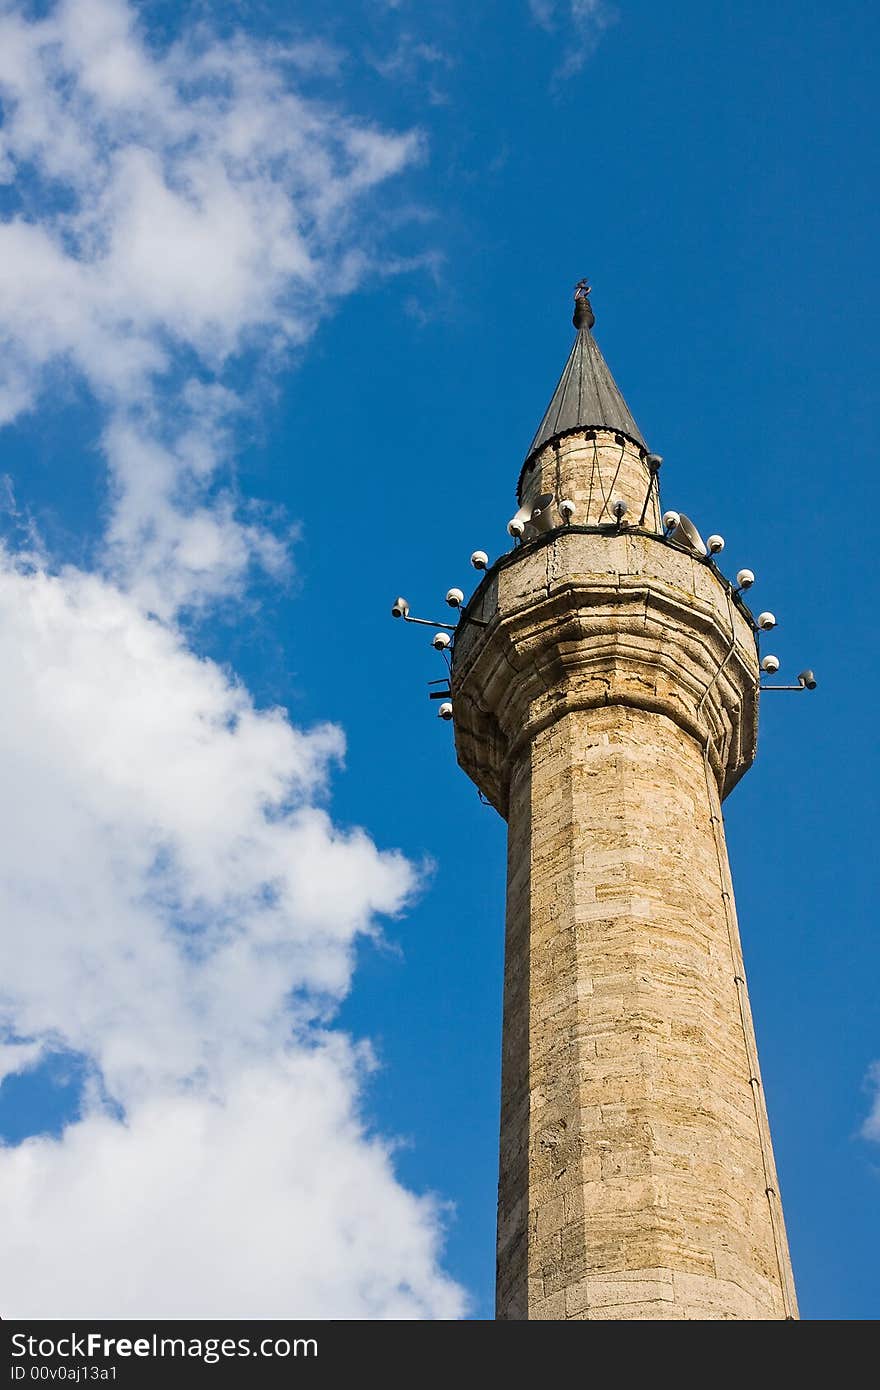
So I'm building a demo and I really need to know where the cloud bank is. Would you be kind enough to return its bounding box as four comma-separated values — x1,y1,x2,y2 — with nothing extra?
0,0,420,616
0,0,464,1319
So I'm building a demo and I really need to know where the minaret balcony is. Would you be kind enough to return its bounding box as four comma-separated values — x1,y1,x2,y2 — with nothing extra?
452,527,759,816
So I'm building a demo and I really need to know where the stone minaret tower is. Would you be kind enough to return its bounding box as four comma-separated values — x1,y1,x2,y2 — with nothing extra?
452,288,798,1320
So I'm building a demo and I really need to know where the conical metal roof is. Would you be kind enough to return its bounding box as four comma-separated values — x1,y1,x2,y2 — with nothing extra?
525,295,647,467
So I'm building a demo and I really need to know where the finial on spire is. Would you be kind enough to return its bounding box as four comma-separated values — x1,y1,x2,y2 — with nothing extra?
572,278,595,330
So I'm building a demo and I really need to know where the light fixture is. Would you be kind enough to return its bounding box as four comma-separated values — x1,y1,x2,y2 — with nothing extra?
761,667,818,693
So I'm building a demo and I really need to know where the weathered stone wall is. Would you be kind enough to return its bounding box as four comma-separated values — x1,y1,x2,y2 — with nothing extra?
496,704,797,1319
453,530,760,813
453,527,798,1321
519,429,661,531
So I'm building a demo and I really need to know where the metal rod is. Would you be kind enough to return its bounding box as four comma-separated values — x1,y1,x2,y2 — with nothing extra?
638,477,655,527
402,615,457,631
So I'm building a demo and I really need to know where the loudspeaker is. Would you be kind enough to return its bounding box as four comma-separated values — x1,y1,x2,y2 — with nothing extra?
512,492,556,541
667,513,707,557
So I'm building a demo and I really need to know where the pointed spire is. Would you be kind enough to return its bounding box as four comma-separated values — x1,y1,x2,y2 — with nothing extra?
525,283,647,465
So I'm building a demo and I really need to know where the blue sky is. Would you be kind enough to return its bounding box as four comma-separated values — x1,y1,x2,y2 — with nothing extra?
0,0,877,1320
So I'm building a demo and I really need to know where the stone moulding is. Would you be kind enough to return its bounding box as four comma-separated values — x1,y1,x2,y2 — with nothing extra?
452,531,759,816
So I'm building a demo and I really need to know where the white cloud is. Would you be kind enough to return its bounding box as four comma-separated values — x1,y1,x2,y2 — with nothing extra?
0,550,464,1318
1,1049,463,1319
863,1063,880,1143
0,0,422,613
0,1,465,1319
370,35,454,105
0,557,401,1091
0,1040,44,1086
100,401,293,616
528,0,617,81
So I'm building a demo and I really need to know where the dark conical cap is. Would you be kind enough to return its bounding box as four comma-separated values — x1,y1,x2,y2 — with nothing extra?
523,288,647,473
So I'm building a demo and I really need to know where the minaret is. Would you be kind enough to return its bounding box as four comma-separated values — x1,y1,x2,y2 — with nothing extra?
452,286,798,1320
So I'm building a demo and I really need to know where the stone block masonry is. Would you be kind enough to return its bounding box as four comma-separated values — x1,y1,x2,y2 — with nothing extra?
453,524,798,1320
